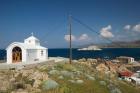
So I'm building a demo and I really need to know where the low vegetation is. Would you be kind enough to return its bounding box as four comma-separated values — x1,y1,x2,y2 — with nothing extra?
0,61,139,93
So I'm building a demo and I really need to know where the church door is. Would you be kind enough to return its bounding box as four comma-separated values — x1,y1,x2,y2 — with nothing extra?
12,47,22,63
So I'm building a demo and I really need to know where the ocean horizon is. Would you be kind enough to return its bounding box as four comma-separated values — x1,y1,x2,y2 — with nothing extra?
1,48,140,61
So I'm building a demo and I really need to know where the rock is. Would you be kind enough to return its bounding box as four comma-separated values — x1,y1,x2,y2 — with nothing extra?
96,63,109,72
42,79,59,90
85,74,95,81
87,58,97,63
11,89,28,93
61,70,74,78
22,70,34,77
0,81,10,91
107,84,114,90
33,80,42,88
78,58,86,62
110,88,122,93
14,72,22,78
0,86,7,92
38,65,48,71
25,84,32,91
58,76,64,79
32,88,41,93
48,70,60,75
99,81,106,86
75,71,82,76
28,71,48,81
68,80,75,83
76,80,84,84
10,78,16,82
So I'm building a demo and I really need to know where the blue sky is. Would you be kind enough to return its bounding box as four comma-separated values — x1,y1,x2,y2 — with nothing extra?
0,0,140,48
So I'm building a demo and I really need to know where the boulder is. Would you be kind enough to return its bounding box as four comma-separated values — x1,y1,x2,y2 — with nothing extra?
0,81,10,91
58,76,64,79
11,89,28,93
76,80,84,84
96,63,109,72
68,80,75,83
85,74,95,81
42,79,59,90
110,88,122,93
48,70,60,75
10,78,16,83
33,80,42,88
25,84,32,91
28,71,48,81
22,70,34,77
99,81,106,86
61,70,74,78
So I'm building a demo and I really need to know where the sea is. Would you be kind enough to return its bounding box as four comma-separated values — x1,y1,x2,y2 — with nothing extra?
1,48,140,61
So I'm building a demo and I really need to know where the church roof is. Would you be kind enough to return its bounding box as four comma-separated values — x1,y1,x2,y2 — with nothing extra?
20,42,47,49
6,42,47,50
25,35,39,41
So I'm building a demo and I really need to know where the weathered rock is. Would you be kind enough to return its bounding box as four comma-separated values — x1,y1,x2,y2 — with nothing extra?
38,65,48,71
58,76,64,79
22,69,34,77
28,71,48,81
110,88,122,93
10,78,16,82
61,70,74,78
68,80,75,83
11,89,28,93
48,70,60,75
78,58,86,62
32,88,41,93
76,80,84,84
14,72,22,78
42,79,59,90
96,63,109,72
0,81,10,91
85,74,95,81
0,86,7,92
33,80,42,88
25,84,32,91
99,81,106,86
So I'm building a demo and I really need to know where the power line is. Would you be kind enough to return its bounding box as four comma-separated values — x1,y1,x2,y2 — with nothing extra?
71,16,122,47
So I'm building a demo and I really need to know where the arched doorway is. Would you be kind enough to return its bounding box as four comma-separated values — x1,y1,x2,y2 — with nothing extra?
12,46,22,63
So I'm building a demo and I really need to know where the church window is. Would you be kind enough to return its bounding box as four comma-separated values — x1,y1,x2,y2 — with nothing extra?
41,50,43,56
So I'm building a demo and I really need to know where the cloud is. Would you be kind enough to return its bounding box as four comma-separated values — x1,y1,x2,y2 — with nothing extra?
79,34,91,41
124,25,131,30
133,24,140,32
100,25,114,38
64,35,76,42
64,34,91,42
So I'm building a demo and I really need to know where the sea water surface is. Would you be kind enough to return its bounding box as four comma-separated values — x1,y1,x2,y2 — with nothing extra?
1,48,140,61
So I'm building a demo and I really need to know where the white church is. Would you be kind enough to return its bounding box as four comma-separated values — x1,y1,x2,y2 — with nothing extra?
6,34,48,64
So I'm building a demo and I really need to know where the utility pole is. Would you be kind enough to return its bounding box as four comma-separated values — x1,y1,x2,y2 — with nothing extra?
69,15,72,64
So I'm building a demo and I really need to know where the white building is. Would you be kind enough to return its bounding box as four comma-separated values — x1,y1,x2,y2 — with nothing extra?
116,56,135,64
6,34,48,64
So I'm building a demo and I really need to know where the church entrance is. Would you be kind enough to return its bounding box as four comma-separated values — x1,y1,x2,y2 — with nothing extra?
12,46,22,63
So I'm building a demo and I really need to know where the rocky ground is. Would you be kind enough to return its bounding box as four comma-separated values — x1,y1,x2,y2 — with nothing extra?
0,59,139,93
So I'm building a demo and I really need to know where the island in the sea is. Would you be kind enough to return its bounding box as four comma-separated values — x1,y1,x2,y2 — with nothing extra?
78,45,102,51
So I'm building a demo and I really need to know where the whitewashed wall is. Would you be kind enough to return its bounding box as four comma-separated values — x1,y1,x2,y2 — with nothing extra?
26,49,37,62
6,43,26,64
36,49,47,61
